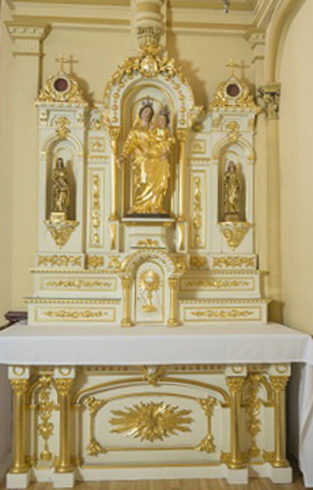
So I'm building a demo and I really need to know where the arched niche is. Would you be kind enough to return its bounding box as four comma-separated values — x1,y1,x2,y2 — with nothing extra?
103,46,195,130
213,137,254,223
135,261,165,324
45,139,78,221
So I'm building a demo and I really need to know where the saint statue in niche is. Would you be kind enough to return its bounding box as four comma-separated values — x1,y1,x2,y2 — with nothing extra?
119,98,174,216
51,157,71,218
223,160,242,222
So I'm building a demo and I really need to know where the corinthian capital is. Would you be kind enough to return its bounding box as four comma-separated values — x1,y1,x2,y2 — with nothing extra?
258,83,281,119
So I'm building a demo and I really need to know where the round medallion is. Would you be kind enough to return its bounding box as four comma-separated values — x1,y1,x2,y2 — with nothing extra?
226,83,240,97
54,78,69,93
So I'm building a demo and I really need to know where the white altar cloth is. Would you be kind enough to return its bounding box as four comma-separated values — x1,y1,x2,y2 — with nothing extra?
0,322,313,487
0,322,312,365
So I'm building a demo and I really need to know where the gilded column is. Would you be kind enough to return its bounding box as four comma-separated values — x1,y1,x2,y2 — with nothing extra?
167,276,179,327
271,376,289,468
109,127,121,221
55,378,74,474
121,274,133,327
176,129,188,222
10,378,29,474
226,376,245,469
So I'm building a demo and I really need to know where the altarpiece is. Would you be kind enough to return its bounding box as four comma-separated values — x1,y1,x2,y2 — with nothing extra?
4,1,293,487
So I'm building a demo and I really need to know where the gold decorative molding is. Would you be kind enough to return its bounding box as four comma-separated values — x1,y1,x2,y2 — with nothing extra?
172,255,187,274
37,376,54,462
104,45,190,104
109,402,193,442
182,278,251,290
43,310,109,320
37,255,82,268
212,256,255,269
258,83,281,119
108,255,122,271
85,396,108,456
55,117,71,140
44,216,79,249
226,120,241,143
218,222,252,250
245,374,262,458
44,279,115,290
190,256,207,269
192,177,202,247
91,174,101,246
196,397,217,453
87,255,105,269
137,239,159,248
190,308,254,319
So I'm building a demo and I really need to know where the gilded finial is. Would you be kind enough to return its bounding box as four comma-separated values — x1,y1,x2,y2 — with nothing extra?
55,54,70,73
226,59,240,77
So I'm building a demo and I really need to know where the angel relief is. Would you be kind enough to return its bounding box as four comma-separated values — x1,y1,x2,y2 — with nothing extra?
119,98,174,216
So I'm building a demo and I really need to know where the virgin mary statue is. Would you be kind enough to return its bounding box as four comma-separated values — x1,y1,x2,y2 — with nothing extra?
119,99,174,216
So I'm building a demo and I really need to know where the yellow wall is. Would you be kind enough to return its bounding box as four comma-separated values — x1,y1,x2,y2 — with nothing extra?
1,4,254,311
0,2,14,320
279,0,313,333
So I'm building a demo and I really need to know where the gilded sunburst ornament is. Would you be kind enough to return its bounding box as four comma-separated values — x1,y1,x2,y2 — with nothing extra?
109,402,193,442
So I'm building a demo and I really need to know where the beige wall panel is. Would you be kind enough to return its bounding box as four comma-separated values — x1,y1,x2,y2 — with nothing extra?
167,31,254,107
279,0,313,333
0,3,14,318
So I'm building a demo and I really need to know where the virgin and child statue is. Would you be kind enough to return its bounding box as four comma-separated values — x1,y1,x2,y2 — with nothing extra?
119,98,174,216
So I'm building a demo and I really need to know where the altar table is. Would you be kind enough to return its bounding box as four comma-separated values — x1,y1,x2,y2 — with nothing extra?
0,322,313,487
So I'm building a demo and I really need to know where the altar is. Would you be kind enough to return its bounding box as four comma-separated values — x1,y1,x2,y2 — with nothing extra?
1,323,313,488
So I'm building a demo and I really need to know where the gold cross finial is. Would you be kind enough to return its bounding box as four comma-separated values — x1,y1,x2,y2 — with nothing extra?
56,54,70,73
226,59,240,77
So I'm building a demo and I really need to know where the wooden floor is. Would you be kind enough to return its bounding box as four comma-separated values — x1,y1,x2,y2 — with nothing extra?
0,469,307,490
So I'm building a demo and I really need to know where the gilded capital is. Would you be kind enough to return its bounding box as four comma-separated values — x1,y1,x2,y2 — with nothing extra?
55,378,73,396
109,126,121,143
227,376,245,393
270,376,289,393
176,129,188,142
168,276,178,290
258,83,281,119
10,379,28,396
198,397,217,416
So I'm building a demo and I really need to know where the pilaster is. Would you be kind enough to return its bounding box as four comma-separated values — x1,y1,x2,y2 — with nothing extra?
6,21,51,297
